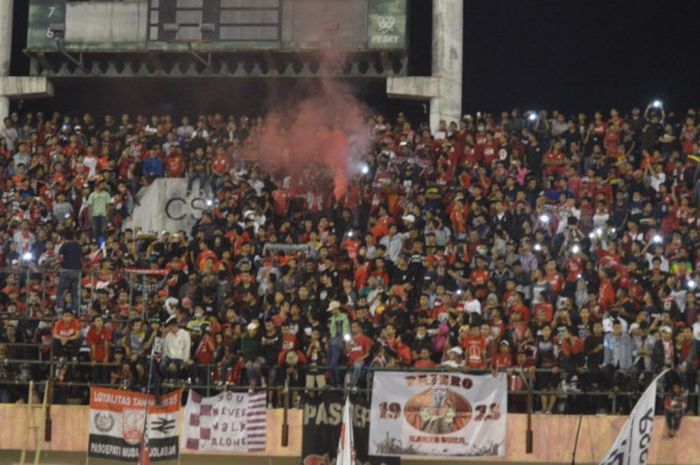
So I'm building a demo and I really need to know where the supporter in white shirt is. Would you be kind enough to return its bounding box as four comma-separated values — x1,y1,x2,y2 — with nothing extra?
162,317,191,364
0,117,18,151
463,288,482,315
440,346,464,369
13,220,35,255
433,120,449,140
83,152,98,178
379,224,408,262
602,312,628,334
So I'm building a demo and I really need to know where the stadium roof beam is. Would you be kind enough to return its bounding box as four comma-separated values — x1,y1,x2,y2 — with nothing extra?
387,0,463,132
0,0,52,118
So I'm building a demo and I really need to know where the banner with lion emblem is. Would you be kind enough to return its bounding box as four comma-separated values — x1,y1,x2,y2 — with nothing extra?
369,372,507,457
88,387,182,462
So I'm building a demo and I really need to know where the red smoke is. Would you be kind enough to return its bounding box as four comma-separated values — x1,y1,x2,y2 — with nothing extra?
252,79,370,199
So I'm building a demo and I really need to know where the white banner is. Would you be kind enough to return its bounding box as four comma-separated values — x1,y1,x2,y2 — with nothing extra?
336,396,357,465
182,390,267,452
598,371,665,465
369,372,507,457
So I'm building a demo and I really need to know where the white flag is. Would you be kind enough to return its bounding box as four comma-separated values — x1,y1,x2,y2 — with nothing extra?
336,396,356,465
598,370,666,465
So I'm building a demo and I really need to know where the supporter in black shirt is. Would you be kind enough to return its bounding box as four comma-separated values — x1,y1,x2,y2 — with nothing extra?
56,229,82,313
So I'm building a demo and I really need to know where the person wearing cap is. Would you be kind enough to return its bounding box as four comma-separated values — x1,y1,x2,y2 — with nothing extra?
440,346,464,370
652,325,675,372
326,300,350,385
493,340,513,369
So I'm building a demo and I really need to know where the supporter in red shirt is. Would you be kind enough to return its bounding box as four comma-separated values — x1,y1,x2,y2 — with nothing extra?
52,310,81,359
164,147,186,177
543,141,569,176
461,325,487,369
493,340,513,369
347,322,373,386
412,347,437,369
87,315,111,383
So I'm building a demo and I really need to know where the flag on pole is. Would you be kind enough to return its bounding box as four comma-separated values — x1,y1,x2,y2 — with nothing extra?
336,396,356,465
598,370,666,465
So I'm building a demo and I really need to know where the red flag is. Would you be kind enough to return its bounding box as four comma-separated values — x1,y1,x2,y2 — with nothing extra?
139,445,150,465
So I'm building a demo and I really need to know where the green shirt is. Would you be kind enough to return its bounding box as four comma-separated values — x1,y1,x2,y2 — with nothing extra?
87,191,111,217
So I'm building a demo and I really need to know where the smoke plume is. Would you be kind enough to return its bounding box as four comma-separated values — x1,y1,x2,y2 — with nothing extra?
253,78,371,200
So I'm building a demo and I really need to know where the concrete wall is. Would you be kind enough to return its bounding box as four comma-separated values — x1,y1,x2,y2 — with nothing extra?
1,404,699,464
65,0,148,44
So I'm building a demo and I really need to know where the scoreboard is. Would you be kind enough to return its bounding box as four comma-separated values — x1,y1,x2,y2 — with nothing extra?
26,0,407,52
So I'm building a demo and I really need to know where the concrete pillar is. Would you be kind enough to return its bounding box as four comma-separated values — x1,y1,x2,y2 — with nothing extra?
387,0,463,132
0,0,12,77
0,0,13,119
0,97,8,119
0,0,52,118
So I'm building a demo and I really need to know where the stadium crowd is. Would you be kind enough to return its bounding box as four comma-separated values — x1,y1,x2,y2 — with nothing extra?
0,103,699,416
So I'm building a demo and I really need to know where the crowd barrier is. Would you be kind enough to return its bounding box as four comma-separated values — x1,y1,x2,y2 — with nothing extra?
0,266,698,416
0,403,699,463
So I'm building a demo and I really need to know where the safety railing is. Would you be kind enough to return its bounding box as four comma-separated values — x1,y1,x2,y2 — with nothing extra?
0,265,172,319
0,352,697,416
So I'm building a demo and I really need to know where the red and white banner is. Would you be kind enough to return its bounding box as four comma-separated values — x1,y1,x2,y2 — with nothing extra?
183,390,267,452
88,387,182,462
369,372,507,457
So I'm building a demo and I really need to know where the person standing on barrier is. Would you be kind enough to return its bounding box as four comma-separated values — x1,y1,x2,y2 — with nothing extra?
664,382,687,438
603,319,634,413
86,182,111,242
187,146,209,195
55,229,82,314
347,321,372,387
241,321,264,388
326,301,350,386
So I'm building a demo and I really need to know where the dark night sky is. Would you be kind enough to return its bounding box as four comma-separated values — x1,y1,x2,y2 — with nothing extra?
459,0,700,114
9,0,700,119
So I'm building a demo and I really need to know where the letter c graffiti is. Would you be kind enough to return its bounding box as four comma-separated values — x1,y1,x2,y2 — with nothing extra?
165,196,206,221
165,197,187,221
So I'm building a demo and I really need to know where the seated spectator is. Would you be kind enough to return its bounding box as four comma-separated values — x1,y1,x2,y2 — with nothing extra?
154,316,191,395
664,381,688,438
52,309,81,361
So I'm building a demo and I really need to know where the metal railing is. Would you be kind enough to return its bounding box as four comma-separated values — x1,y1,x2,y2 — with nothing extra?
0,265,170,319
0,266,697,414
0,351,697,415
